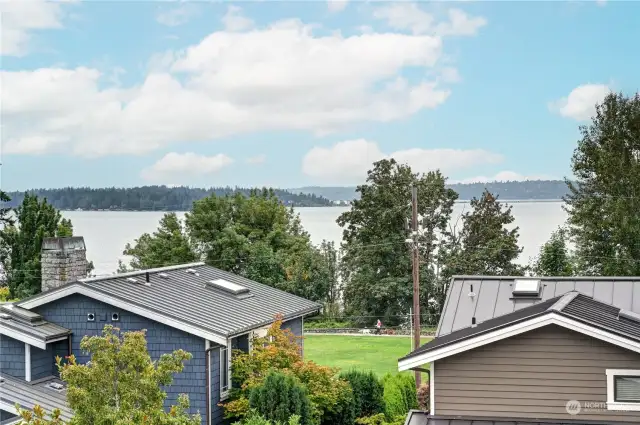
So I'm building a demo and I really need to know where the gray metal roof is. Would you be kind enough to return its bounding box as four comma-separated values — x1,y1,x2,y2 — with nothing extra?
0,305,71,341
437,276,640,337
402,291,640,363
405,412,634,425
18,263,321,339
0,375,73,421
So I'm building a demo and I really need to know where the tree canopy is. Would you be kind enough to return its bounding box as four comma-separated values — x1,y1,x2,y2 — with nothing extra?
0,193,86,298
121,189,334,304
17,325,201,425
564,91,640,275
530,226,574,276
337,159,458,325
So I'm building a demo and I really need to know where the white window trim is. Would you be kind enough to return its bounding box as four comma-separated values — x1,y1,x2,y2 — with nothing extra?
606,369,640,411
220,340,232,401
429,362,435,414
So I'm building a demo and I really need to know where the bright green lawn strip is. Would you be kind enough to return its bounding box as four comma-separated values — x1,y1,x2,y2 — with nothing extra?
304,334,431,377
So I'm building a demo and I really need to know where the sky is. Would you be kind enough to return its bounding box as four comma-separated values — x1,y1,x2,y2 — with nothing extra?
1,0,639,191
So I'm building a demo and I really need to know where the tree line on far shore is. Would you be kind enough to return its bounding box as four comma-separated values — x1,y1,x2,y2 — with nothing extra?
2,92,640,329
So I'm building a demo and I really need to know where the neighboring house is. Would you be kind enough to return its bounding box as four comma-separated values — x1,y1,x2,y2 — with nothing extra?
0,237,321,425
399,276,640,425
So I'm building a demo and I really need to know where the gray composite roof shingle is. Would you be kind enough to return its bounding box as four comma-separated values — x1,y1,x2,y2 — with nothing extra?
437,276,640,337
404,412,636,425
400,291,640,362
0,375,73,421
17,263,322,338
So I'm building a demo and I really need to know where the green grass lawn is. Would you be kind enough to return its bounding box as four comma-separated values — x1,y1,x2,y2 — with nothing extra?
304,334,431,377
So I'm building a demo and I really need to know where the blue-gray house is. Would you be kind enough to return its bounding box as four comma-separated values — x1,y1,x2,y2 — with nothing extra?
0,237,321,424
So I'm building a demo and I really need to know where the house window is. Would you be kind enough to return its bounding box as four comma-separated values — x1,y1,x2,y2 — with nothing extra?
220,342,231,399
606,369,640,410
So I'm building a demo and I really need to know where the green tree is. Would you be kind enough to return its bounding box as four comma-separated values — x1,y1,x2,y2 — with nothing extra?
564,91,640,275
530,226,575,276
319,240,341,315
337,159,458,325
183,189,330,302
120,213,198,271
0,189,14,226
249,372,313,425
17,325,201,425
0,193,83,298
443,190,523,277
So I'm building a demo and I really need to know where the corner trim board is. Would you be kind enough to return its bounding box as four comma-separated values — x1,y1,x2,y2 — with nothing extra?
18,285,228,346
429,362,435,414
398,313,640,371
25,343,31,382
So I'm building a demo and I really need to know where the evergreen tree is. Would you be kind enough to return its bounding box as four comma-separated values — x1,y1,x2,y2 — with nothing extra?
337,159,458,325
0,190,13,226
531,227,574,276
564,92,640,275
0,194,83,298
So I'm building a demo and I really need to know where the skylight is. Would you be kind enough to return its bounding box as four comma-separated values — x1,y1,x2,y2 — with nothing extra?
207,279,249,295
512,279,541,296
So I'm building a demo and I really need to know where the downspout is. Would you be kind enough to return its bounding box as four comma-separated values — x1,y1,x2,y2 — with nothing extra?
205,343,217,425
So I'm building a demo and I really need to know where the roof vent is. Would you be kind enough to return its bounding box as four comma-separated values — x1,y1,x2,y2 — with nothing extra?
0,313,10,320
186,268,199,276
126,277,138,283
207,278,249,295
158,272,169,279
512,279,542,297
619,309,640,323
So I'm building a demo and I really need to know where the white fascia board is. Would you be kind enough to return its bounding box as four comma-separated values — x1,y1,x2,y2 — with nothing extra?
398,313,640,371
0,400,18,415
0,325,46,349
19,285,228,346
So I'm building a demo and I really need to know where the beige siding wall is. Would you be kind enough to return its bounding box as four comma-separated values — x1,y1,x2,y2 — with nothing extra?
434,324,640,422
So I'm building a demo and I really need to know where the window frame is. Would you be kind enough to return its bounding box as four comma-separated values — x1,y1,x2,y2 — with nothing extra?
606,369,640,411
220,341,232,400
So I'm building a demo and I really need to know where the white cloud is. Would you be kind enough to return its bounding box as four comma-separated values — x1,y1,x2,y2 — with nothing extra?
246,154,266,164
0,0,69,56
373,3,486,36
453,171,556,184
222,6,254,32
2,12,474,157
327,0,349,12
156,2,199,27
549,84,611,121
302,139,503,184
440,67,461,83
140,152,234,183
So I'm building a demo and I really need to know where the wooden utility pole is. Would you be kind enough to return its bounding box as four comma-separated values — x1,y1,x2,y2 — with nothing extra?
411,185,421,388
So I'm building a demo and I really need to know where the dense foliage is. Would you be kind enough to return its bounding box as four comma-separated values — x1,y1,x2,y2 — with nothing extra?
0,189,13,226
4,186,332,210
249,372,313,425
296,180,572,202
565,92,640,275
381,374,418,421
0,193,92,298
339,370,385,418
223,315,356,425
17,325,201,425
234,413,301,425
121,190,334,303
338,159,458,326
530,226,575,276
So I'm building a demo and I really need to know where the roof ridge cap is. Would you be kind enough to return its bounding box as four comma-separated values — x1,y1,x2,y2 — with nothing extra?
548,291,580,312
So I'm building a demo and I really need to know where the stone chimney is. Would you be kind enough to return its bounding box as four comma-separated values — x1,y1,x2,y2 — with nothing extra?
41,237,88,293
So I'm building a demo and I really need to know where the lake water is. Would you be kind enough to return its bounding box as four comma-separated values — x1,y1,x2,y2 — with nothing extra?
61,202,568,275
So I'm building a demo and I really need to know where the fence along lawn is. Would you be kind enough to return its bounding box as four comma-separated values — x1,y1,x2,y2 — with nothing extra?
304,334,432,377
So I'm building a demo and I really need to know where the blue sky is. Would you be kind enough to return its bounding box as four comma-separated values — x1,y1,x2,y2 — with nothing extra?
1,0,639,191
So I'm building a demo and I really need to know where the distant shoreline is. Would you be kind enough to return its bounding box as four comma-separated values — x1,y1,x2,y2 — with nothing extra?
57,199,564,212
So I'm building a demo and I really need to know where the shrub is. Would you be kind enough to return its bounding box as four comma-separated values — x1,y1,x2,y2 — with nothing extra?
381,374,418,420
249,372,312,425
340,370,384,418
416,383,429,411
234,412,302,425
317,382,356,425
355,413,405,425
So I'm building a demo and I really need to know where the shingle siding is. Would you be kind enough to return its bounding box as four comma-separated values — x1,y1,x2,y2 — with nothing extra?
434,324,640,422
0,335,25,379
31,344,55,380
0,410,17,422
282,317,304,353
32,294,210,423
